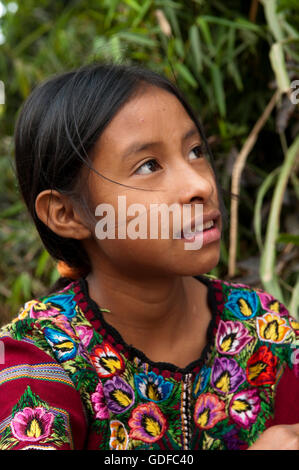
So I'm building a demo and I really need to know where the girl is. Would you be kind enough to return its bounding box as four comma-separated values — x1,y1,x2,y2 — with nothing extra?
0,63,298,450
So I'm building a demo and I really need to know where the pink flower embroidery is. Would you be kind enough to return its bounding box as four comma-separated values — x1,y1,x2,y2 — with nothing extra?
75,325,93,348
128,402,167,443
257,292,289,316
216,320,253,355
91,382,110,420
11,407,54,442
194,393,226,429
229,389,261,428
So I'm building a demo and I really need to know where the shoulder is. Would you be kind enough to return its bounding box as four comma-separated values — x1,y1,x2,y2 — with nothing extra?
213,277,297,328
0,280,90,449
209,277,299,374
0,279,86,362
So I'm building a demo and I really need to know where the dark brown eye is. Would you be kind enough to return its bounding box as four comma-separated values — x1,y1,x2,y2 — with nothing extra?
135,159,161,175
188,146,204,161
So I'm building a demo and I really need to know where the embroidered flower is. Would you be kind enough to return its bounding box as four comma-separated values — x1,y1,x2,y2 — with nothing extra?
229,389,261,428
257,292,289,316
104,376,135,414
109,420,129,450
222,429,247,450
18,300,60,320
91,382,109,420
128,402,167,443
193,366,211,397
257,313,292,344
211,357,246,394
44,327,77,362
134,372,174,403
90,343,124,378
75,325,94,348
21,294,77,320
290,318,299,333
50,315,77,339
246,345,278,386
194,393,226,429
225,290,260,320
216,320,253,355
11,407,54,442
42,294,77,319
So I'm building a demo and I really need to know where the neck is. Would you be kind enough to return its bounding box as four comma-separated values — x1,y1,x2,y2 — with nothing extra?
85,265,209,365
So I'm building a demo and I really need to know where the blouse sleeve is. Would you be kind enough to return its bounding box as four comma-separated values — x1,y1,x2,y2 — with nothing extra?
0,336,87,450
269,363,299,425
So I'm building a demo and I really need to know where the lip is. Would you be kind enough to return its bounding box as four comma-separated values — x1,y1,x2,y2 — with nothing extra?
180,209,221,237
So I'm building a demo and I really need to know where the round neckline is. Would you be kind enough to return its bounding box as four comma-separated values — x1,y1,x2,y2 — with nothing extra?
77,275,222,376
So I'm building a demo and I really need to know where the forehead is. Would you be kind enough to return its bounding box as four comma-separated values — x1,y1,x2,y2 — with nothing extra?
98,86,197,149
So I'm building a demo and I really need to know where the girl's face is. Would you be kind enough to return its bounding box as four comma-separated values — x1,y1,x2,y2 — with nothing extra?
82,85,222,279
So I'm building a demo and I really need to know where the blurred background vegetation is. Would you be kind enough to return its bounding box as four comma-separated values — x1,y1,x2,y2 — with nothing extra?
0,0,298,324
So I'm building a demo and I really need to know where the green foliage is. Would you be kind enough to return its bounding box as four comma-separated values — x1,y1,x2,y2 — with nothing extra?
0,0,298,321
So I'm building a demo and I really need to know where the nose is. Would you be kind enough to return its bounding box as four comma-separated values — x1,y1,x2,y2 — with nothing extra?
173,160,215,205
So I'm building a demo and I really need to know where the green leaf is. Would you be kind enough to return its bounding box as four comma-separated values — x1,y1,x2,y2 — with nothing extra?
260,134,299,302
123,0,141,12
210,64,226,116
254,167,280,252
132,0,152,28
197,17,215,55
174,62,198,88
189,25,203,73
269,42,291,93
277,233,299,245
35,250,50,278
117,31,157,48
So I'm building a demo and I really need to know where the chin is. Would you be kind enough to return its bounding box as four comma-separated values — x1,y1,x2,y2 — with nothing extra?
184,244,221,277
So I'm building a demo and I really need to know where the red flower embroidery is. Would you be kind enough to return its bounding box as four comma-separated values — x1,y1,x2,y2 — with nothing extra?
246,346,278,386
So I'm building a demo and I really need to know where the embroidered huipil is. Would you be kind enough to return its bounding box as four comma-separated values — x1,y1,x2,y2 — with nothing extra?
0,276,298,450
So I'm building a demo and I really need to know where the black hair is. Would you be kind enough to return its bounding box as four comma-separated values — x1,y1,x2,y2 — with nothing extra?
14,62,227,289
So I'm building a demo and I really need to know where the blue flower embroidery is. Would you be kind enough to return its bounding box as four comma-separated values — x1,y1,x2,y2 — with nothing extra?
44,327,77,362
42,294,77,319
225,290,260,320
193,366,211,398
134,371,174,403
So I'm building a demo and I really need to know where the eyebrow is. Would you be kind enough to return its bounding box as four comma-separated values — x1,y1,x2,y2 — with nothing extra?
121,126,200,160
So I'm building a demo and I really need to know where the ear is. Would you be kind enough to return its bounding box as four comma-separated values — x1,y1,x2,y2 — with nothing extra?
35,190,92,240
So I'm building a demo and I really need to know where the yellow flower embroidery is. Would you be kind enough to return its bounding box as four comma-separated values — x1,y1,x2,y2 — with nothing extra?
257,313,292,343
109,420,128,450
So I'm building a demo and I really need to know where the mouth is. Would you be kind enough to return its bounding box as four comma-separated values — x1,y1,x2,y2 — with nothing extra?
181,210,221,240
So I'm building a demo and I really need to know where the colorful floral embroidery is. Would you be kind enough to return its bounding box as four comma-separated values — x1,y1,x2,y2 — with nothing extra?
193,366,211,397
211,357,246,394
128,402,167,443
256,313,292,343
90,343,124,378
216,320,253,355
0,386,71,450
134,372,173,403
110,420,129,450
225,290,260,320
104,376,135,414
75,325,93,348
91,381,110,420
229,389,261,428
246,346,278,386
257,292,289,316
194,393,226,429
44,327,77,362
11,407,54,442
1,278,298,450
